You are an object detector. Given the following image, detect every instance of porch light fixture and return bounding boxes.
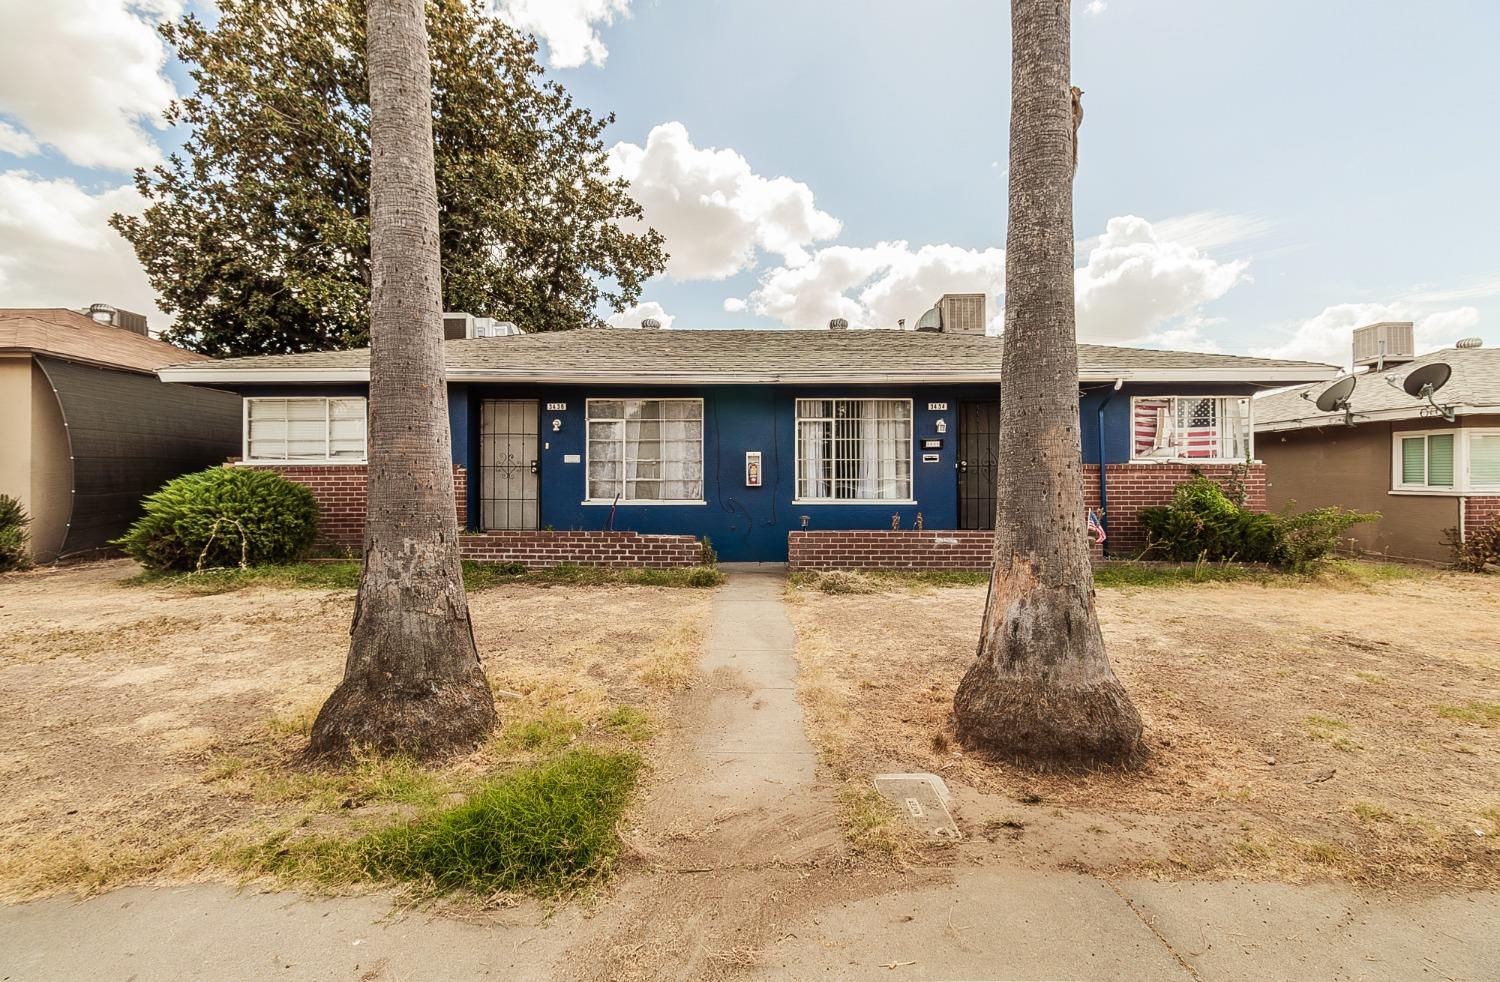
[552,418,563,432]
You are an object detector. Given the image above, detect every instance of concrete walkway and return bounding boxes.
[3,569,1497,981]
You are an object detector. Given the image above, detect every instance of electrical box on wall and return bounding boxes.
[745,451,763,487]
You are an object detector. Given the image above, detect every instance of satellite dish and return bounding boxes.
[1314,375,1357,413]
[1403,362,1456,422]
[1402,362,1451,397]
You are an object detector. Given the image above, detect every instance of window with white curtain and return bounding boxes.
[244,397,366,463]
[1130,396,1253,462]
[586,399,704,502]
[795,398,913,501]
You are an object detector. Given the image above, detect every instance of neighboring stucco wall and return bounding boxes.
[0,357,31,542]
[1259,421,1462,563]
[28,360,72,561]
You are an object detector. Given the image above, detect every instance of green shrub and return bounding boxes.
[1447,519,1500,572]
[1140,476,1376,571]
[116,467,319,571]
[0,494,31,572]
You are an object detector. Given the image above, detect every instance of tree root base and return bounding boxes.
[953,660,1145,771]
[305,672,497,765]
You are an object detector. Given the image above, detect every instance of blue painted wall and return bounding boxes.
[230,379,1265,561]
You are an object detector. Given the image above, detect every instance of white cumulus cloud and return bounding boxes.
[0,170,164,324]
[605,299,674,330]
[0,0,180,170]
[608,122,842,281]
[489,0,630,69]
[734,241,1004,331]
[1253,302,1482,368]
[1074,215,1250,344]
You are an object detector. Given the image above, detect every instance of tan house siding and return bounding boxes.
[29,360,72,561]
[1260,415,1500,563]
[0,357,32,536]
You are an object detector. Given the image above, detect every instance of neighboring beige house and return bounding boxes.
[1256,323,1500,563]
[0,306,241,562]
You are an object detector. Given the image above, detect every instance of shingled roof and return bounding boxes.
[158,328,1336,385]
[1255,345,1500,432]
[0,308,208,375]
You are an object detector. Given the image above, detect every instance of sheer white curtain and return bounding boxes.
[855,400,910,498]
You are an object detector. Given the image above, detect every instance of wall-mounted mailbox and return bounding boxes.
[921,438,943,450]
[921,452,941,464]
[745,450,763,487]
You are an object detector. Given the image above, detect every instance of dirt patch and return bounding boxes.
[785,569,1500,888]
[0,560,712,899]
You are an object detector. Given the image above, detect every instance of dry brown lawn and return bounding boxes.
[0,559,711,899]
[786,566,1500,888]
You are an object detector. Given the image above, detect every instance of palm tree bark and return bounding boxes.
[952,0,1142,767]
[307,0,495,761]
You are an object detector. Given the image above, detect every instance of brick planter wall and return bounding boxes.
[1084,462,1266,556]
[790,463,1267,570]
[1465,496,1500,534]
[459,531,702,568]
[255,463,466,553]
[788,530,998,571]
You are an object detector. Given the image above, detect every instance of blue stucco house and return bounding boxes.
[158,298,1335,564]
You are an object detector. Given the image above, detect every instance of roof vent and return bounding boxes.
[1456,337,1483,349]
[828,317,848,331]
[640,317,662,330]
[1352,321,1415,369]
[85,302,149,336]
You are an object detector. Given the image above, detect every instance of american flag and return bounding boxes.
[1087,509,1107,544]
[1134,398,1220,459]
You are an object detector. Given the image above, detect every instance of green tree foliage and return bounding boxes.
[0,495,31,572]
[116,467,320,571]
[1139,476,1378,571]
[111,0,666,357]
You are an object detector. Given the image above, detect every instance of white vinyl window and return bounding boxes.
[795,398,913,502]
[1131,396,1253,462]
[585,399,704,502]
[244,397,367,463]
[1392,429,1500,493]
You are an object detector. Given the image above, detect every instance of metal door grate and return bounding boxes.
[480,399,539,530]
[958,401,1000,530]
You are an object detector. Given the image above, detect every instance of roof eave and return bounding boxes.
[1256,403,1490,433]
[158,365,1340,386]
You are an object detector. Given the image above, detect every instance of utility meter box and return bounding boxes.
[745,451,763,487]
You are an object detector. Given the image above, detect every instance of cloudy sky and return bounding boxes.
[2,1,1497,366]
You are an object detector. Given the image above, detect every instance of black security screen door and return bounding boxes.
[480,399,539,530]
[958,400,1000,530]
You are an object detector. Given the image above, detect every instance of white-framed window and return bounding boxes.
[244,397,367,463]
[1392,429,1500,493]
[1131,396,1253,462]
[585,398,704,503]
[795,398,913,502]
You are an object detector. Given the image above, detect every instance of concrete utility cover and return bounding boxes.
[873,772,959,839]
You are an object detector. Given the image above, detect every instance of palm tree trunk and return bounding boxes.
[952,0,1142,767]
[307,0,495,762]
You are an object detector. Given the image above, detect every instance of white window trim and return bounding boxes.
[241,396,368,465]
[793,397,916,504]
[1128,395,1256,464]
[582,397,706,505]
[1391,428,1500,495]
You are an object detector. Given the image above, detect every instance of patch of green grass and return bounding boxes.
[250,753,450,811]
[1305,714,1349,730]
[1350,801,1394,823]
[250,749,642,896]
[499,708,585,753]
[127,560,723,595]
[601,706,653,742]
[1434,702,1500,727]
[1305,714,1363,752]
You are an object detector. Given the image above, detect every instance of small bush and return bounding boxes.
[0,494,32,571]
[116,467,319,572]
[1140,476,1376,571]
[1447,519,1500,572]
